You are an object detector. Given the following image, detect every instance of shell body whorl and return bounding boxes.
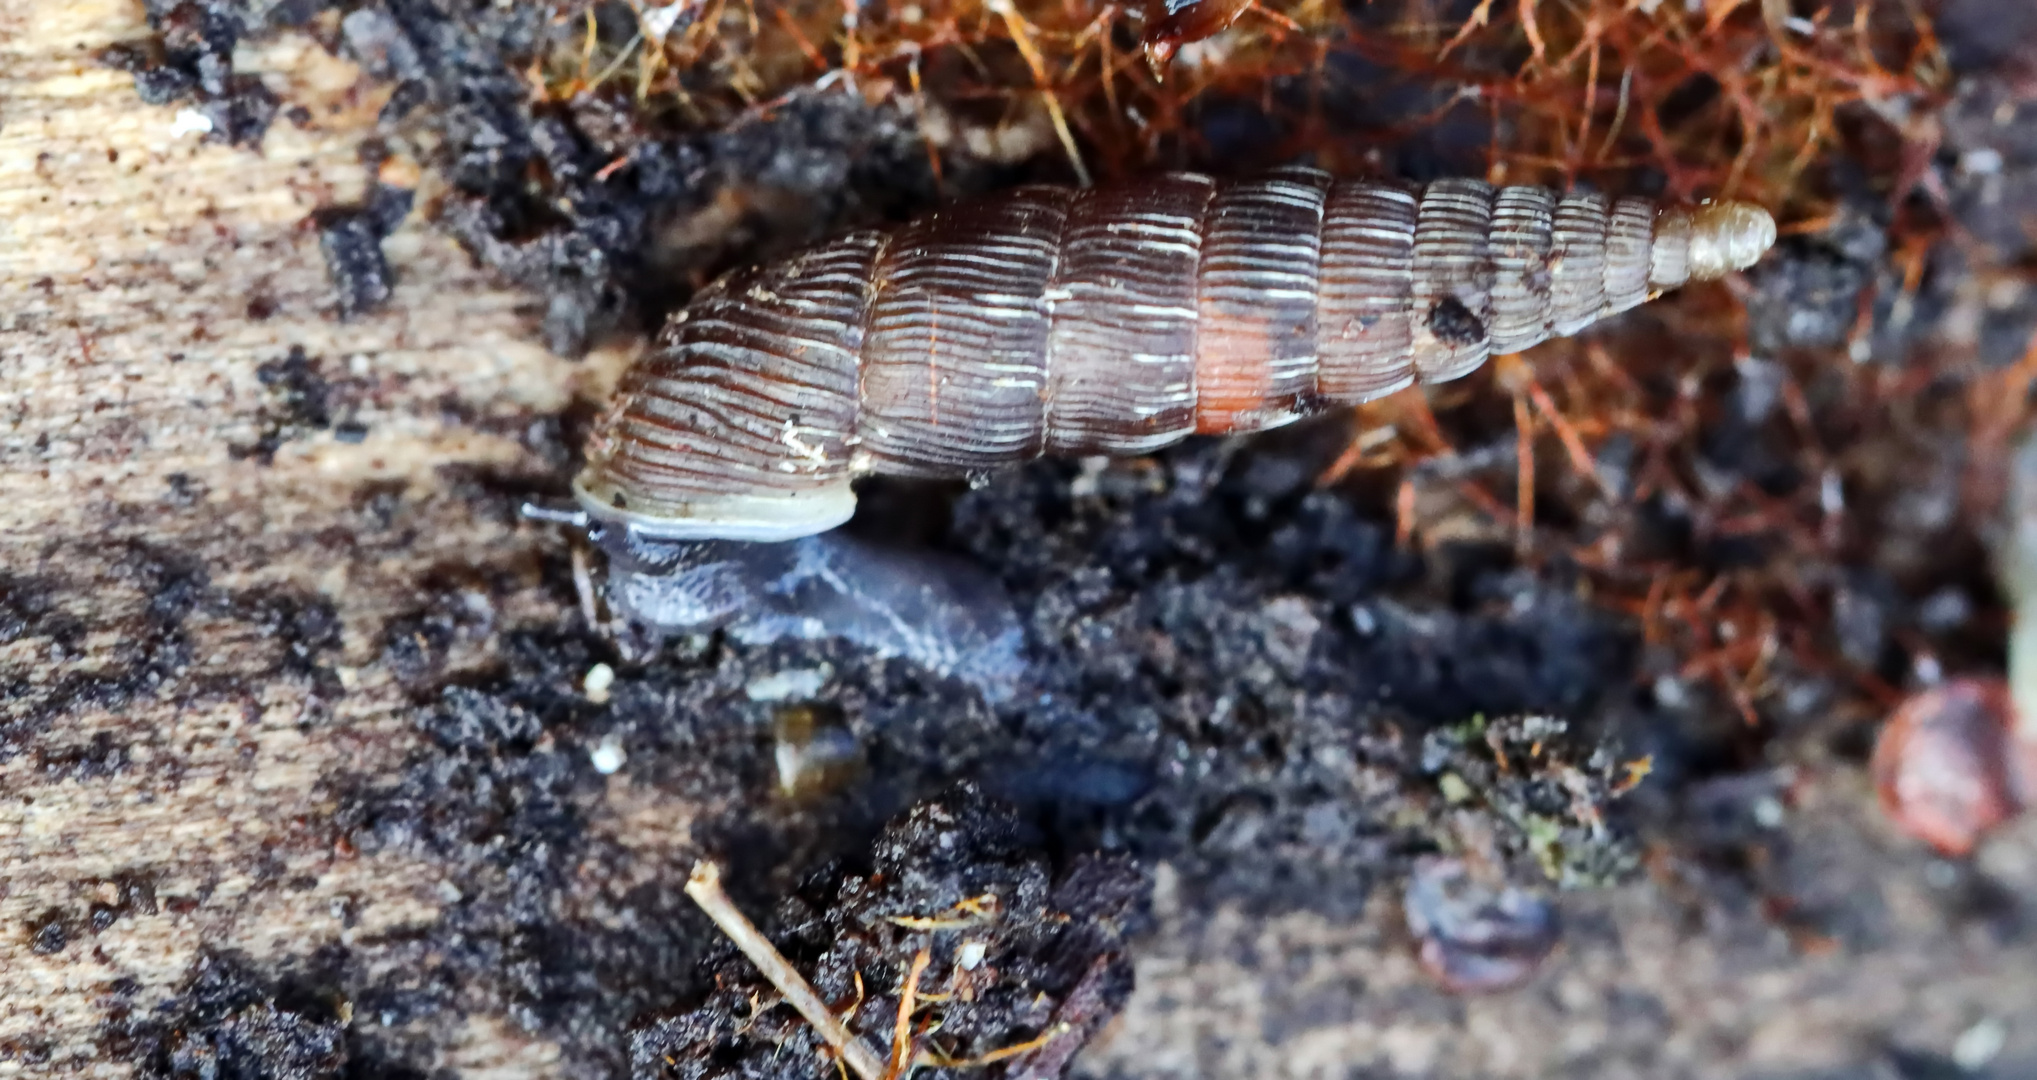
[576,169,1776,542]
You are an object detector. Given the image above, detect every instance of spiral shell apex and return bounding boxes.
[577,169,1777,542]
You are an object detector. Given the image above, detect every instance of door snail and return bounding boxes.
[568,167,1776,545]
[525,167,1773,687]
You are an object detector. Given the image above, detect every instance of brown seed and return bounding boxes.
[1870,677,2030,857]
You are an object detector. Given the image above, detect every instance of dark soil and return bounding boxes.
[310,426,1642,1076]
[1,542,342,764]
[103,951,420,1080]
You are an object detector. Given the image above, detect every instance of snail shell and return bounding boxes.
[577,168,1775,542]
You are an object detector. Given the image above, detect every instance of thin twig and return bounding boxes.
[884,948,932,1080]
[685,861,888,1080]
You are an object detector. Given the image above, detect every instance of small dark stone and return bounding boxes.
[339,8,420,80]
[378,79,428,126]
[1403,857,1560,994]
[255,347,331,430]
[200,77,279,147]
[165,472,204,506]
[28,910,70,955]
[132,65,197,105]
[97,40,154,73]
[312,208,395,318]
[367,185,415,234]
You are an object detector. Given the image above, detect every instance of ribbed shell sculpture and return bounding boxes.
[574,168,1777,542]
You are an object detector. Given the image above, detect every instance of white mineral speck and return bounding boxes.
[774,740,802,795]
[1952,1017,2007,1070]
[590,734,627,775]
[1961,147,2005,176]
[958,940,987,970]
[745,665,832,702]
[583,662,616,704]
[170,108,213,137]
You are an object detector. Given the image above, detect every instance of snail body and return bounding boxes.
[577,168,1775,542]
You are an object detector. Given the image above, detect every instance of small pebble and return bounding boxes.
[1960,146,2005,176]
[590,734,627,775]
[1403,857,1560,994]
[583,662,615,705]
[1871,677,2027,857]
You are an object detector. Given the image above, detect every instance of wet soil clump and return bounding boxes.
[108,952,351,1080]
[101,1,286,146]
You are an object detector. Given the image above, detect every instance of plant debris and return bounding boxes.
[632,784,1148,1080]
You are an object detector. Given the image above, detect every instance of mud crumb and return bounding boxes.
[311,186,414,319]
[0,1039,56,1067]
[88,876,159,934]
[1427,296,1487,347]
[234,347,331,463]
[110,952,349,1080]
[100,2,284,146]
[36,731,131,782]
[28,909,72,955]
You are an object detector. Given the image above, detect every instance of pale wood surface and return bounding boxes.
[5,2,2037,1077]
[1,1,597,1070]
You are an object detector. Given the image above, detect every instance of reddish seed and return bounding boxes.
[1870,677,2029,857]
[1403,857,1561,994]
